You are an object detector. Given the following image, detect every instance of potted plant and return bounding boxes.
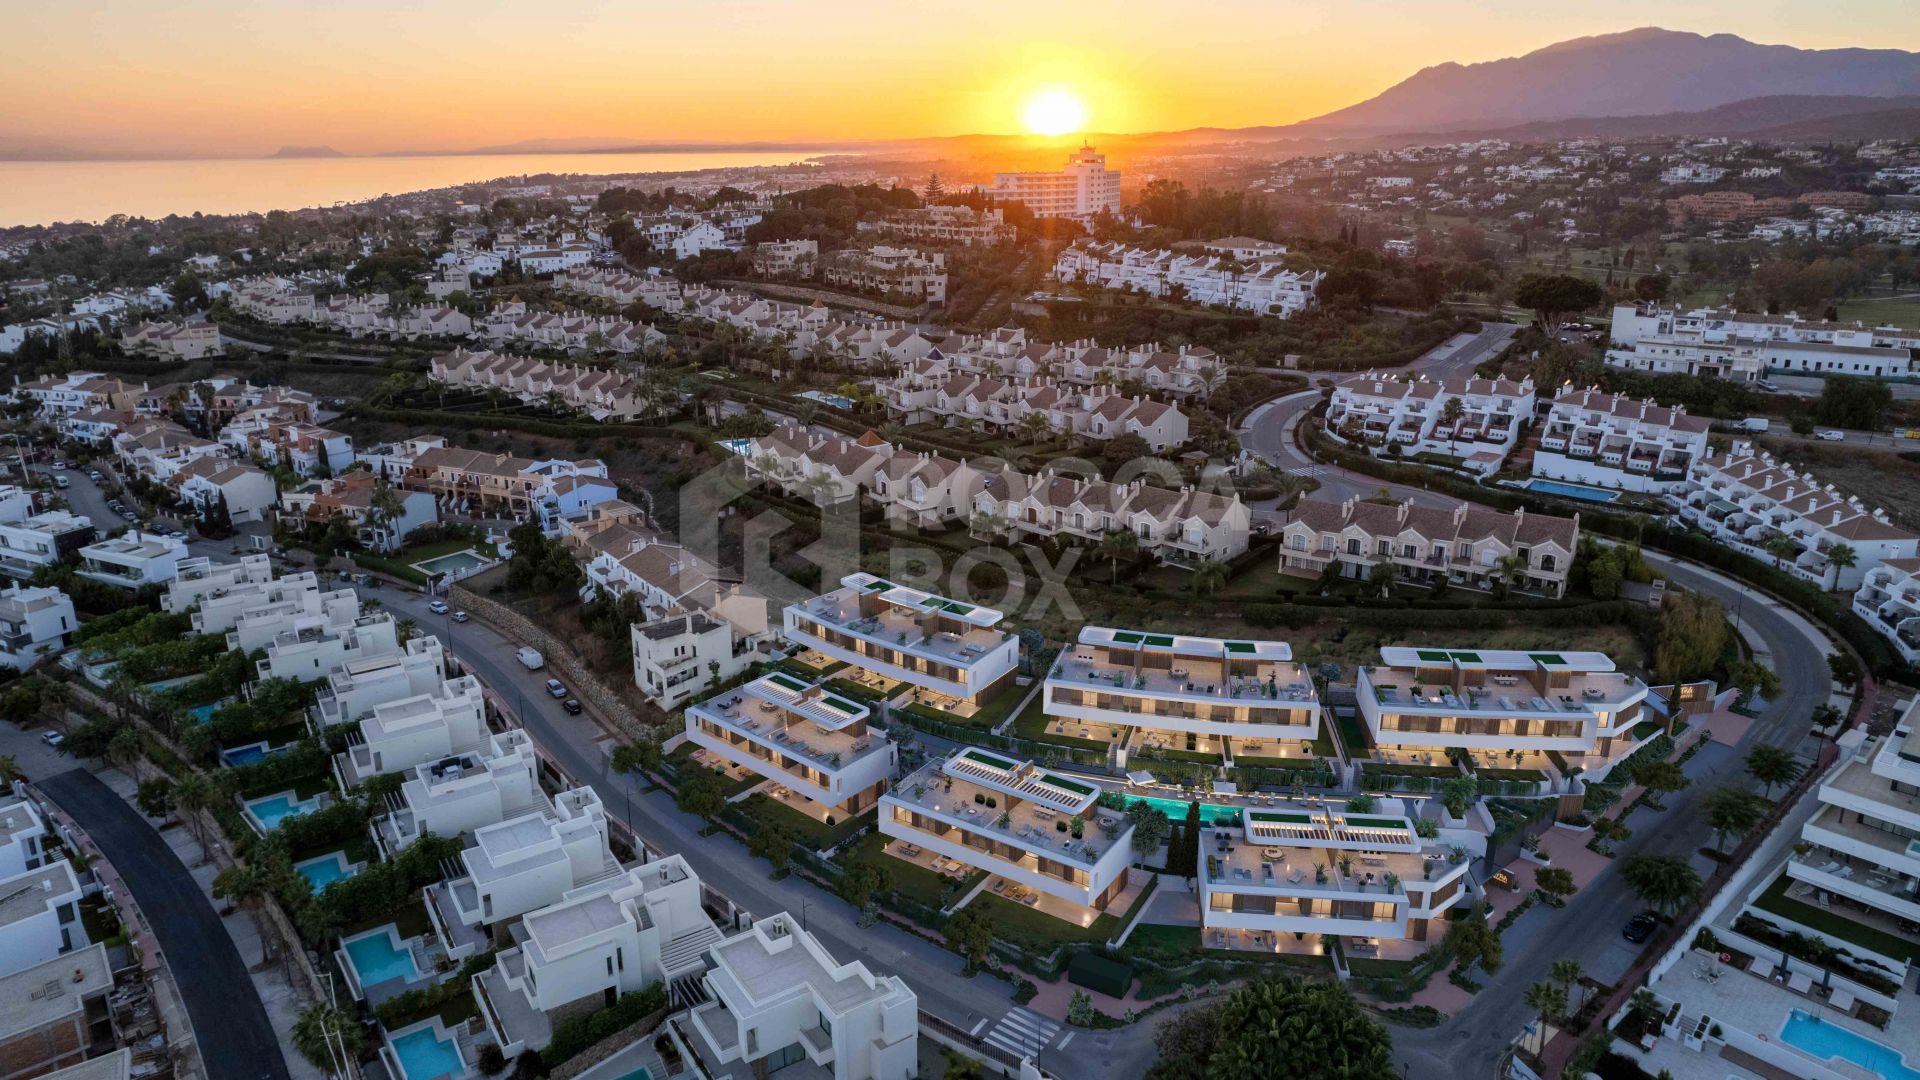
[1315,864,1328,885]
[1384,871,1400,893]
[1070,813,1085,839]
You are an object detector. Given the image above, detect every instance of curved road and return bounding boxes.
[1236,324,1838,1077]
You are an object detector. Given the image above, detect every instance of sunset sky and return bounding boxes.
[7,0,1920,158]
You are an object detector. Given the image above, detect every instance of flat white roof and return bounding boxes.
[1079,626,1292,662]
[938,750,1099,815]
[837,572,1004,628]
[737,673,869,730]
[1379,647,1616,672]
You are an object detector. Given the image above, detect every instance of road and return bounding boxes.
[37,768,290,1080]
[356,586,1055,1072]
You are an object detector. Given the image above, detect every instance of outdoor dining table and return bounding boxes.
[1261,847,1284,860]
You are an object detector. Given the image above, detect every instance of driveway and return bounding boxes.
[36,769,289,1080]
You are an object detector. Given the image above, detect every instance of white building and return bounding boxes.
[0,584,75,673]
[202,573,352,644]
[687,912,918,1080]
[782,574,1020,707]
[0,512,95,580]
[334,673,490,787]
[164,553,274,615]
[1198,798,1472,958]
[1356,647,1652,777]
[1327,372,1535,473]
[1532,387,1710,494]
[1854,559,1920,666]
[1608,302,1920,381]
[434,787,620,942]
[1052,241,1321,317]
[1044,628,1321,767]
[685,672,898,818]
[241,598,385,674]
[75,530,186,589]
[310,638,448,729]
[1279,497,1580,599]
[0,792,50,881]
[880,750,1135,923]
[634,611,757,711]
[373,729,544,853]
[0,860,87,975]
[990,145,1122,219]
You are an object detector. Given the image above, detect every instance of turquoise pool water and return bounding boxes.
[244,792,317,831]
[221,741,288,767]
[343,927,418,989]
[412,549,488,576]
[611,1069,652,1080]
[1523,479,1622,503]
[295,852,357,891]
[1780,1010,1920,1080]
[389,1025,464,1080]
[1132,795,1243,825]
[187,703,221,724]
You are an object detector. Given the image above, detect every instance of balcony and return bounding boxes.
[1787,850,1920,924]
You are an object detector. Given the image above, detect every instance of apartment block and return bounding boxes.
[1532,387,1710,494]
[990,145,1122,218]
[1609,302,1920,381]
[782,574,1019,706]
[1198,798,1471,957]
[1052,240,1321,317]
[819,246,947,304]
[0,944,113,1080]
[1356,647,1650,774]
[859,205,1013,247]
[473,857,721,1057]
[1279,496,1579,598]
[687,912,918,1080]
[1044,628,1321,766]
[880,750,1135,923]
[685,672,898,817]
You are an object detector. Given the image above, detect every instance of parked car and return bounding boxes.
[450,611,469,623]
[40,731,64,749]
[561,699,583,715]
[86,470,101,481]
[516,647,545,669]
[1815,429,1845,442]
[427,600,449,615]
[53,476,69,489]
[1622,911,1659,943]
[544,679,568,699]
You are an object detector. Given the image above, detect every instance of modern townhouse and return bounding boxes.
[1356,647,1651,776]
[1609,302,1920,380]
[0,792,49,882]
[0,860,87,974]
[1532,387,1711,494]
[334,673,491,787]
[10,373,138,418]
[1757,707,1920,985]
[1279,496,1579,598]
[277,470,438,553]
[1044,628,1321,766]
[0,944,113,1080]
[860,204,1014,246]
[1854,559,1920,665]
[783,573,1020,709]
[686,912,918,1080]
[75,531,185,589]
[473,857,720,1058]
[0,488,30,527]
[310,638,448,729]
[430,786,621,957]
[990,145,1122,218]
[685,672,899,819]
[0,584,74,673]
[1327,372,1536,474]
[165,552,274,614]
[1198,797,1472,957]
[0,512,96,580]
[219,410,354,477]
[1674,442,1918,590]
[117,320,221,360]
[255,611,399,684]
[168,456,277,524]
[221,580,362,653]
[373,728,544,854]
[818,246,948,304]
[880,750,1136,924]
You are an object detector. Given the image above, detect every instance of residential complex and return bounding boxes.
[782,574,1019,708]
[880,750,1136,923]
[1044,628,1321,766]
[990,145,1122,218]
[1326,372,1535,474]
[1052,240,1322,317]
[334,673,490,786]
[684,672,898,818]
[819,246,948,304]
[858,205,1013,246]
[1356,647,1651,775]
[1531,387,1710,494]
[1609,301,1920,381]
[1279,496,1580,598]
[1854,558,1920,665]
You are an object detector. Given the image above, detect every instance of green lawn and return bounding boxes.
[840,833,958,909]
[1368,763,1460,779]
[1012,692,1112,751]
[899,681,1027,731]
[779,656,848,679]
[1839,297,1920,331]
[1335,712,1372,757]
[1345,956,1418,978]
[1753,874,1920,963]
[823,677,888,703]
[736,793,872,851]
[965,889,1121,950]
[354,537,498,586]
[1118,923,1333,973]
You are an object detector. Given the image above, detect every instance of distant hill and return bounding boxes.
[1385,94,1920,144]
[1295,28,1920,135]
[268,145,347,158]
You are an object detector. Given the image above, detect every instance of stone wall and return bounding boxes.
[448,584,663,745]
[547,1010,667,1080]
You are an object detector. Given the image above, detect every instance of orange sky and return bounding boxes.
[5,1,1918,158]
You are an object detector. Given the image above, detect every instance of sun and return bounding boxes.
[1021,89,1088,136]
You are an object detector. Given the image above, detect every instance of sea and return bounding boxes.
[0,150,837,227]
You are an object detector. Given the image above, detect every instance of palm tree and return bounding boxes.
[968,510,1000,542]
[1438,395,1465,456]
[1702,786,1766,853]
[1522,981,1567,1050]
[106,728,145,780]
[171,772,217,846]
[1189,558,1229,597]
[1825,543,1857,591]
[292,1001,366,1076]
[1095,529,1139,583]
[365,480,407,552]
[1620,854,1703,917]
[1492,553,1528,599]
[212,861,273,965]
[35,680,72,725]
[1015,412,1051,445]
[1550,957,1585,1014]
[1764,532,1799,569]
[1745,744,1801,798]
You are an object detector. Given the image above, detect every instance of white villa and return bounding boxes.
[684,672,898,819]
[334,674,491,787]
[782,574,1020,709]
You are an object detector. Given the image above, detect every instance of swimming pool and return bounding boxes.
[295,852,359,892]
[1131,795,1243,826]
[221,741,289,768]
[412,549,490,577]
[387,1022,466,1080]
[1523,479,1622,503]
[341,926,420,992]
[243,791,319,833]
[1780,1010,1920,1080]
[187,703,222,724]
[719,437,754,456]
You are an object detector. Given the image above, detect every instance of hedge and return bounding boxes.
[540,984,669,1070]
[1067,951,1133,998]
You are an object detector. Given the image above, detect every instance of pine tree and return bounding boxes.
[925,174,945,201]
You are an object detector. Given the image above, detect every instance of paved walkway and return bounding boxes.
[37,768,290,1080]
